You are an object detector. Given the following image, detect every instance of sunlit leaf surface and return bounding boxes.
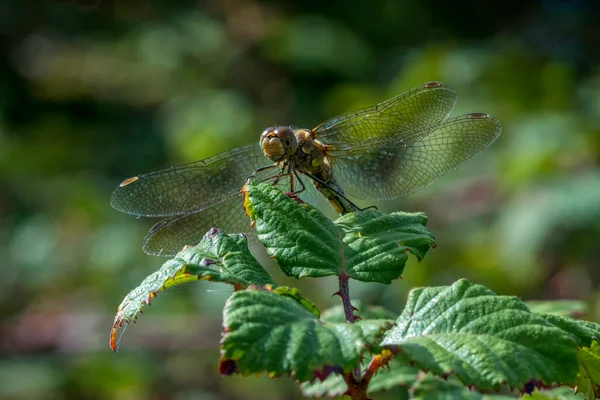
[220,288,393,382]
[243,180,435,283]
[381,279,581,390]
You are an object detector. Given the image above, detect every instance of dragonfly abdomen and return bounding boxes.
[314,178,359,214]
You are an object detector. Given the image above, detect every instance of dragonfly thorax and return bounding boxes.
[260,126,298,162]
[292,129,330,176]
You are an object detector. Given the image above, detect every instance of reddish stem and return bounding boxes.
[343,352,393,400]
[363,351,392,383]
[343,372,371,400]
[338,272,357,323]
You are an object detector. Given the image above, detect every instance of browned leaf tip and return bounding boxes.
[219,358,238,376]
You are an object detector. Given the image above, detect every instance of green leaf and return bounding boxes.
[535,314,600,348]
[181,228,275,287]
[381,279,579,391]
[299,357,420,397]
[299,373,347,398]
[110,229,275,351]
[367,358,420,393]
[271,286,321,318]
[320,301,397,323]
[575,341,600,398]
[523,387,584,399]
[410,374,516,400]
[220,288,393,382]
[576,362,595,400]
[526,300,587,317]
[335,209,433,264]
[243,179,344,279]
[243,180,435,283]
[533,314,600,398]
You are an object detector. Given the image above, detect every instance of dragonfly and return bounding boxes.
[111,81,502,256]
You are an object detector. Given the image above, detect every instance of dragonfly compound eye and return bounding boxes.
[260,126,298,162]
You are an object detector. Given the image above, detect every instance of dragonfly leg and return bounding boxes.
[285,164,307,195]
[291,169,306,195]
[302,172,377,212]
[275,163,292,186]
[360,204,378,211]
[248,164,277,180]
[286,164,295,192]
[258,163,288,186]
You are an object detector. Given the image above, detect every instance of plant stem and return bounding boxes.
[337,272,357,323]
[337,271,365,399]
[337,274,391,399]
[343,371,371,400]
[363,350,392,383]
[343,350,393,399]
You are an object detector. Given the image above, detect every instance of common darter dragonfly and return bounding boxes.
[111,81,502,256]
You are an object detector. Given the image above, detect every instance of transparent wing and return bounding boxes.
[141,171,320,256]
[142,196,251,256]
[110,142,269,217]
[328,113,502,200]
[314,81,457,146]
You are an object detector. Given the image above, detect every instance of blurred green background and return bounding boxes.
[1,0,600,399]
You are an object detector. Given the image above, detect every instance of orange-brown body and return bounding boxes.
[260,126,357,214]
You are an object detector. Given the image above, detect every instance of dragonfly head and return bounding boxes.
[260,126,298,162]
